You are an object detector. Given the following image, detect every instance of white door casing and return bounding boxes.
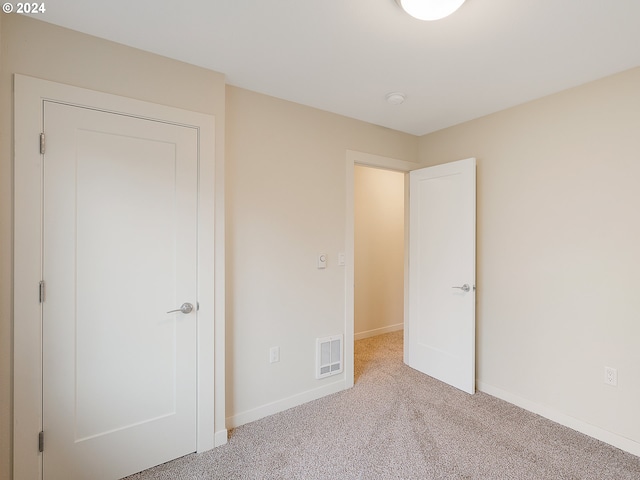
[407,158,476,394]
[13,75,223,480]
[42,101,197,479]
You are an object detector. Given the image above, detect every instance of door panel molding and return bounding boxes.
[13,74,223,480]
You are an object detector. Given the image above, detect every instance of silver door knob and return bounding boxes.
[452,284,471,292]
[167,302,194,314]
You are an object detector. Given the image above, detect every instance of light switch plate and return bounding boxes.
[317,253,327,269]
[270,346,280,363]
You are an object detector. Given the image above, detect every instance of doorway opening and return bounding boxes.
[345,150,476,394]
[353,165,405,380]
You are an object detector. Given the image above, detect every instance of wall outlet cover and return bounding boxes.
[604,366,617,386]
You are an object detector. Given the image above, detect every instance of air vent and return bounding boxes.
[316,335,343,379]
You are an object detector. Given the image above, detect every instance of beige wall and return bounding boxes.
[420,67,640,449]
[354,166,404,338]
[0,14,226,478]
[225,86,417,423]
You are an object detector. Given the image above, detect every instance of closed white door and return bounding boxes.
[407,158,476,394]
[42,101,198,479]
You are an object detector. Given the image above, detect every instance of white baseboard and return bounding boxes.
[226,378,348,429]
[354,323,403,341]
[477,381,640,457]
[214,429,228,447]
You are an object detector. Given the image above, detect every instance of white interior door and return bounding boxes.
[406,158,476,394]
[42,101,198,479]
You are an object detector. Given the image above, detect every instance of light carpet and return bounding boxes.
[126,331,640,479]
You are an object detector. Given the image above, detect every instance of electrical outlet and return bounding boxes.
[604,366,617,386]
[269,346,280,364]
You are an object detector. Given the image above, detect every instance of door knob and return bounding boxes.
[167,302,194,314]
[452,284,471,293]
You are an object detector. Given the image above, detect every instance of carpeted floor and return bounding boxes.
[126,331,640,479]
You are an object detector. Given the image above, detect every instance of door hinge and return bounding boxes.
[39,280,45,303]
[38,431,44,453]
[40,133,45,154]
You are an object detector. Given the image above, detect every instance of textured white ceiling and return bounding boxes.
[30,0,640,135]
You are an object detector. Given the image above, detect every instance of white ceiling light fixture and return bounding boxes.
[395,0,466,21]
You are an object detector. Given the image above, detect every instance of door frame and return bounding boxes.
[344,150,415,387]
[13,75,225,480]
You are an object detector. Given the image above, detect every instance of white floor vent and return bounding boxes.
[316,335,343,379]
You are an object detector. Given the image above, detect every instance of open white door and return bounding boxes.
[406,158,476,394]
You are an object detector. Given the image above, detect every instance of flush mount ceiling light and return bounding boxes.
[395,0,466,21]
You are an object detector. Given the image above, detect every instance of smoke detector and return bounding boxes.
[386,92,406,105]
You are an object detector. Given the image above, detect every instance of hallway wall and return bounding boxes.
[354,166,404,339]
